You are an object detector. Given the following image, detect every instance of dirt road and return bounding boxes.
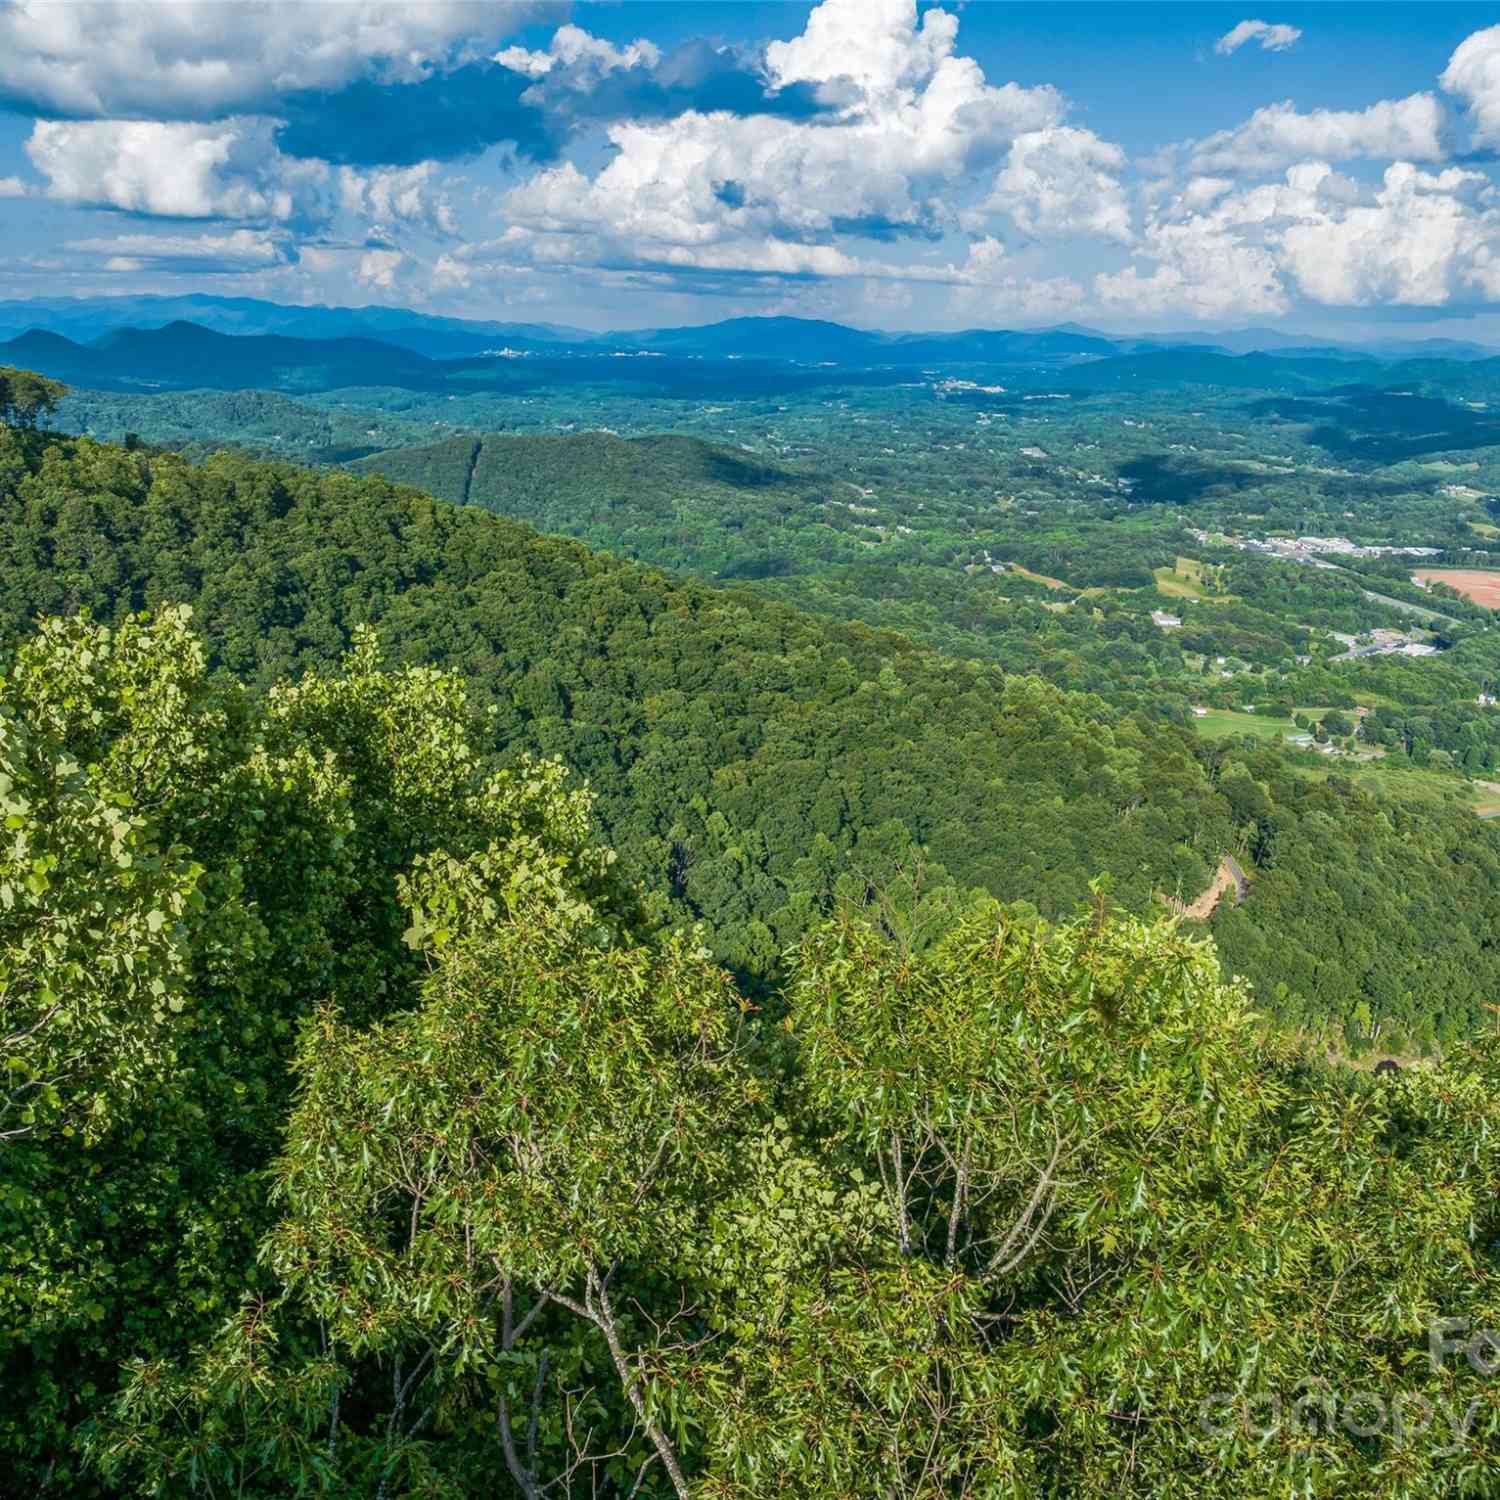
[1166,855,1248,921]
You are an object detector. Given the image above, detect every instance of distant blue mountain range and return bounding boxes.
[3,292,1493,364]
[2,296,1497,399]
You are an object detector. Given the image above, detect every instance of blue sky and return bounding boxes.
[4,2,1500,335]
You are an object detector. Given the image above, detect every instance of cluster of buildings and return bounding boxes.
[1330,628,1440,661]
[933,378,1006,395]
[1188,528,1442,566]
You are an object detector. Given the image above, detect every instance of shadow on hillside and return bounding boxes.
[1246,389,1500,461]
[1117,454,1263,505]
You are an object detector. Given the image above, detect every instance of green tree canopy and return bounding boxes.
[0,366,66,430]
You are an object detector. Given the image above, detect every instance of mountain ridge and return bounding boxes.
[10,315,1496,403]
[4,292,1493,365]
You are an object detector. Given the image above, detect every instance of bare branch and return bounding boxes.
[527,1352,550,1478]
[945,1135,971,1267]
[890,1131,912,1256]
[985,1131,1065,1281]
[587,1264,692,1500]
[625,1455,658,1499]
[498,1392,543,1500]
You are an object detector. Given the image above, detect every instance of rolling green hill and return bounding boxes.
[353,429,828,576]
[3,419,1499,1051]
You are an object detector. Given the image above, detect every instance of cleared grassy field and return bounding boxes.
[1192,713,1499,814]
[1192,706,1347,738]
[1010,563,1070,590]
[1153,566,1205,601]
[1192,709,1293,740]
[1154,556,1232,603]
[1296,758,1500,817]
[1354,584,1458,624]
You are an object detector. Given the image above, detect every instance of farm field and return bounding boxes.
[1193,710,1500,816]
[1191,706,1358,741]
[1192,709,1294,740]
[1412,567,1500,608]
[1153,565,1205,601]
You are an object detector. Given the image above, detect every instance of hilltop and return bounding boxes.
[353,429,828,577]
[10,596,1500,1500]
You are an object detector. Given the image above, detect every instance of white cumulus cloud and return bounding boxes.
[25,117,332,222]
[1102,157,1500,318]
[0,0,554,119]
[1180,176,1234,211]
[337,162,456,235]
[356,248,406,290]
[950,236,1086,318]
[495,24,660,83]
[501,0,1073,284]
[1276,162,1499,306]
[1096,219,1288,320]
[766,0,961,97]
[1215,20,1302,56]
[1442,25,1500,149]
[24,117,459,242]
[985,126,1132,243]
[1189,94,1447,173]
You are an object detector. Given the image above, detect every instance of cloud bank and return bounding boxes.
[3,0,1500,328]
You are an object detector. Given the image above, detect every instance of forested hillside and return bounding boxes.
[5,603,1500,1499]
[353,430,825,580]
[1,420,1498,1055]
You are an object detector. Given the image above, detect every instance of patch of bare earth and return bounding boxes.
[1413,569,1500,608]
[1164,855,1249,922]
